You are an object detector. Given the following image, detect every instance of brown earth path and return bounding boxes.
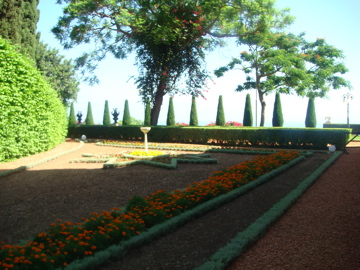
[228,143,360,270]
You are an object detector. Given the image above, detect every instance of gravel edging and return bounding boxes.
[195,151,342,270]
[0,141,83,178]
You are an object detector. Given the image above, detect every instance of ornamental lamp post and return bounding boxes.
[342,93,353,128]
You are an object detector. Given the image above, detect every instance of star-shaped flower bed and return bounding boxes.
[69,152,218,170]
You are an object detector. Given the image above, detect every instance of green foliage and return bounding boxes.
[216,95,225,126]
[53,0,287,125]
[189,96,198,126]
[103,100,111,126]
[243,93,253,127]
[272,93,284,127]
[0,37,67,162]
[166,97,175,126]
[305,98,317,128]
[85,101,94,125]
[144,99,151,126]
[122,99,131,125]
[118,117,143,126]
[0,0,39,60]
[215,29,350,126]
[35,42,80,106]
[68,102,76,126]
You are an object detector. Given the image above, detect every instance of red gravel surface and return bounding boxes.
[228,144,360,270]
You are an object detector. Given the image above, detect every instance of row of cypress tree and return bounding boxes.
[69,100,132,126]
[69,94,317,128]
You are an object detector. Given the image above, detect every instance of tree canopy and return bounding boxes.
[52,0,289,125]
[35,41,80,106]
[215,30,350,126]
[0,0,39,60]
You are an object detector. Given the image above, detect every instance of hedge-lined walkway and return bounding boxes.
[228,143,360,270]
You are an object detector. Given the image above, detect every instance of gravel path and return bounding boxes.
[228,145,360,270]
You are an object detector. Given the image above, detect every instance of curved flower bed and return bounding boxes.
[0,150,299,270]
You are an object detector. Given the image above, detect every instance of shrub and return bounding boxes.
[305,98,317,128]
[243,93,253,127]
[216,95,225,126]
[144,99,151,126]
[68,102,76,126]
[103,100,111,126]
[272,93,284,127]
[85,101,95,125]
[166,97,175,126]
[122,99,131,125]
[189,96,198,126]
[0,37,67,162]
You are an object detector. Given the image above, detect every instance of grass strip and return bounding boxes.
[195,151,342,270]
[61,154,306,270]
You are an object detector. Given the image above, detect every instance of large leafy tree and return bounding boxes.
[52,0,287,125]
[215,31,350,126]
[35,42,80,106]
[0,0,39,60]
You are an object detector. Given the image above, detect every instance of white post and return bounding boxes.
[144,133,148,152]
[140,127,151,153]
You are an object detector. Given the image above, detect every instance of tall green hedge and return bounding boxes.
[216,95,225,126]
[166,97,175,126]
[190,96,198,126]
[0,37,67,162]
[103,100,111,126]
[123,99,131,125]
[305,98,317,128]
[243,94,253,127]
[68,102,76,126]
[144,99,151,126]
[85,101,94,125]
[272,93,284,127]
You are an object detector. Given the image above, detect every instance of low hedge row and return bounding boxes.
[68,126,351,150]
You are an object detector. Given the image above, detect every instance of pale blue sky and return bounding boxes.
[37,0,360,127]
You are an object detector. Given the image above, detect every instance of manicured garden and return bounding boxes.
[0,143,307,270]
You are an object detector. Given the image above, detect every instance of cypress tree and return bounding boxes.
[68,102,76,126]
[85,101,94,125]
[166,97,175,126]
[243,93,253,127]
[122,99,131,125]
[272,93,284,127]
[305,98,317,128]
[144,99,151,125]
[0,0,39,60]
[216,95,225,126]
[189,96,198,126]
[103,100,111,125]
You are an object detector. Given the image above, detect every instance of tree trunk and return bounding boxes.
[150,81,166,126]
[258,90,266,127]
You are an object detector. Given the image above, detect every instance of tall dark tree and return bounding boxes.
[243,93,253,127]
[144,99,151,126]
[0,0,39,60]
[52,0,286,125]
[122,100,131,125]
[272,93,284,127]
[85,102,94,125]
[189,96,198,127]
[216,95,225,126]
[68,102,76,126]
[103,100,111,126]
[166,97,175,126]
[35,42,80,106]
[305,98,317,128]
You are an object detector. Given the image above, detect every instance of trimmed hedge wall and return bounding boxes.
[323,123,360,135]
[0,38,67,162]
[68,126,351,150]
